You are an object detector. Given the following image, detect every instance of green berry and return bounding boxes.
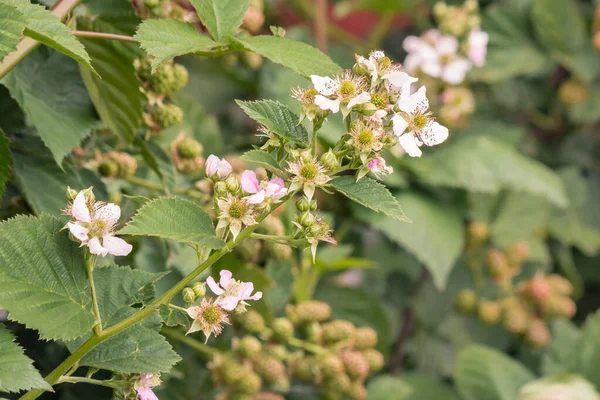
[272,318,294,341]
[362,349,384,373]
[237,310,265,333]
[237,372,262,394]
[455,289,478,314]
[322,320,355,344]
[477,300,502,325]
[98,160,119,178]
[152,103,183,130]
[340,351,369,380]
[347,383,368,400]
[149,64,174,94]
[318,354,344,378]
[292,355,320,383]
[171,64,189,92]
[354,327,378,350]
[253,356,286,384]
[293,301,332,325]
[238,336,262,359]
[322,372,351,394]
[178,137,203,159]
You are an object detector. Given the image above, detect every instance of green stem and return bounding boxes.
[71,30,138,43]
[86,254,102,335]
[56,376,123,389]
[162,328,218,359]
[168,303,188,313]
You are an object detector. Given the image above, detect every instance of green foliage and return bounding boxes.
[135,19,216,71]
[236,100,309,146]
[120,197,225,249]
[367,374,461,400]
[233,35,342,78]
[0,214,95,340]
[240,150,284,176]
[2,47,97,166]
[331,176,409,222]
[158,304,190,328]
[189,0,249,42]
[0,326,51,393]
[0,129,11,201]
[366,375,414,400]
[0,4,26,62]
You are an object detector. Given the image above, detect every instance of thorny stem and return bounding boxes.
[20,193,296,400]
[86,254,102,335]
[71,30,138,43]
[162,328,218,359]
[0,0,82,80]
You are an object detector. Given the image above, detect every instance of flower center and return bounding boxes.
[378,57,392,69]
[357,129,374,146]
[202,305,222,324]
[339,80,356,96]
[229,200,247,219]
[300,163,318,180]
[370,92,388,109]
[305,88,318,102]
[89,219,108,237]
[413,114,428,130]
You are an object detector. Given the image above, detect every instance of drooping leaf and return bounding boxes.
[236,100,309,146]
[0,4,26,63]
[135,19,216,71]
[0,214,95,340]
[0,326,52,393]
[119,197,225,249]
[233,35,342,78]
[240,150,285,176]
[2,0,95,73]
[355,192,464,290]
[455,345,535,400]
[158,304,190,328]
[2,47,97,166]
[331,176,409,222]
[0,129,12,201]
[189,0,249,42]
[82,0,142,35]
[366,375,414,400]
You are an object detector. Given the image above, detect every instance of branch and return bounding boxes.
[71,30,138,43]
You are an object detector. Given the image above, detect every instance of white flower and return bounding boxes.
[205,155,232,179]
[519,374,600,400]
[468,28,489,67]
[311,72,371,114]
[206,269,263,311]
[392,86,449,157]
[185,298,231,342]
[287,158,331,199]
[216,195,257,239]
[65,191,132,257]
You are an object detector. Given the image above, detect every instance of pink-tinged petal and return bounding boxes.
[246,191,266,205]
[421,60,442,78]
[239,282,255,298]
[218,296,240,311]
[382,71,418,89]
[436,35,459,55]
[269,177,285,190]
[392,114,409,137]
[71,191,91,223]
[206,276,225,295]
[468,29,488,67]
[347,91,371,109]
[314,95,340,113]
[249,291,262,301]
[216,159,232,179]
[205,154,219,176]
[403,35,423,53]
[136,387,158,400]
[442,58,471,85]
[241,170,260,193]
[399,133,423,157]
[96,203,121,228]
[423,29,442,43]
[102,235,133,257]
[67,223,89,242]
[87,237,108,256]
[403,54,422,74]
[186,306,202,319]
[310,75,338,96]
[219,269,233,287]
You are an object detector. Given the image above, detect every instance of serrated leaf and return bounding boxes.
[407,136,568,207]
[120,197,224,249]
[455,345,535,400]
[0,4,26,63]
[0,326,52,393]
[354,192,464,290]
[158,304,190,328]
[0,214,95,340]
[331,176,409,222]
[240,150,284,176]
[3,0,95,73]
[236,100,309,146]
[0,129,12,201]
[2,47,97,166]
[233,35,342,78]
[81,0,141,35]
[135,19,216,71]
[189,0,249,42]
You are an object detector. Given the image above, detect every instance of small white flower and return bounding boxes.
[519,374,600,400]
[185,298,231,342]
[311,72,370,114]
[216,195,257,239]
[468,28,489,67]
[206,269,263,311]
[287,158,331,199]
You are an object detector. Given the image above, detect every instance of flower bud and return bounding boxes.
[254,356,286,384]
[362,349,384,373]
[214,181,228,197]
[320,150,338,171]
[237,372,262,394]
[467,221,489,246]
[454,289,478,314]
[502,307,529,335]
[356,102,378,116]
[293,301,332,324]
[182,287,196,304]
[544,295,576,319]
[340,351,369,380]
[520,276,553,303]
[192,282,206,298]
[352,61,370,77]
[323,320,355,344]
[354,327,378,350]
[152,103,183,130]
[558,79,589,105]
[171,64,189,93]
[318,354,344,378]
[177,137,203,159]
[547,274,573,296]
[477,300,501,325]
[348,383,368,400]
[507,241,529,266]
[272,318,294,341]
[82,187,95,203]
[98,159,119,178]
[226,176,241,193]
[66,187,78,201]
[525,319,551,349]
[296,197,311,212]
[298,211,316,228]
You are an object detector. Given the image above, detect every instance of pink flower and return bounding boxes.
[468,29,488,67]
[135,373,161,400]
[65,190,132,257]
[241,170,288,204]
[368,157,393,178]
[207,270,263,311]
[205,155,232,179]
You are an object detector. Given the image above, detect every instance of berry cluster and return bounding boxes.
[95,151,138,179]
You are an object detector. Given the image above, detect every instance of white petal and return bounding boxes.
[421,60,442,78]
[310,75,338,96]
[246,191,266,205]
[403,35,423,53]
[219,296,240,311]
[382,71,418,89]
[67,222,89,242]
[87,237,108,256]
[403,54,422,74]
[468,29,489,67]
[186,306,202,319]
[420,121,449,146]
[240,282,255,298]
[219,269,233,287]
[392,114,409,137]
[102,235,132,256]
[71,191,91,223]
[399,133,423,157]
[314,95,340,113]
[249,291,262,301]
[95,203,121,228]
[303,184,315,200]
[347,91,371,109]
[436,35,459,55]
[207,276,225,295]
[442,58,472,85]
[396,86,428,114]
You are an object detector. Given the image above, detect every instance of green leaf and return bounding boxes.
[542,319,583,376]
[78,18,144,143]
[2,47,97,166]
[407,136,568,208]
[455,345,535,400]
[331,176,409,222]
[233,35,342,78]
[401,374,462,400]
[355,192,464,290]
[120,197,225,249]
[135,19,216,71]
[158,304,190,328]
[0,129,12,201]
[81,0,141,35]
[366,375,414,400]
[72,265,181,373]
[189,0,249,42]
[3,0,95,73]
[0,214,95,340]
[0,326,52,393]
[0,4,26,63]
[236,100,309,146]
[240,150,285,176]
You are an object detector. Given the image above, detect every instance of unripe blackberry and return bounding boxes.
[362,349,384,373]
[263,344,288,361]
[171,64,189,92]
[544,295,576,319]
[272,318,294,341]
[347,383,368,400]
[114,152,138,178]
[253,356,286,384]
[546,274,573,296]
[318,354,344,378]
[520,276,553,303]
[134,57,153,81]
[455,289,478,314]
[257,215,285,236]
[477,300,501,325]
[220,359,246,384]
[502,308,529,335]
[182,287,196,304]
[238,310,266,333]
[293,301,332,324]
[340,351,369,380]
[237,372,262,394]
[265,242,292,261]
[177,137,203,159]
[253,393,285,400]
[143,0,160,7]
[507,241,529,266]
[98,160,119,178]
[354,327,378,349]
[235,238,262,263]
[323,320,355,344]
[152,103,183,130]
[168,4,186,21]
[292,355,320,383]
[467,221,489,245]
[303,321,323,344]
[558,79,589,105]
[322,372,351,394]
[525,319,551,349]
[486,249,508,278]
[149,64,174,94]
[192,282,206,298]
[243,52,264,69]
[238,336,262,359]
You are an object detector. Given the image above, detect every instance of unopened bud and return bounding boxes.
[477,300,501,325]
[66,187,78,201]
[486,249,508,278]
[323,320,355,344]
[558,79,589,105]
[362,349,384,373]
[298,211,316,228]
[214,181,228,197]
[357,102,378,116]
[182,287,196,304]
[82,187,95,203]
[352,61,370,76]
[254,356,286,384]
[507,241,529,266]
[525,319,551,349]
[354,327,378,349]
[502,308,529,335]
[225,176,241,193]
[520,276,553,303]
[272,318,294,341]
[192,282,206,298]
[455,289,478,314]
[296,197,311,212]
[293,301,332,324]
[544,295,576,319]
[320,150,338,171]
